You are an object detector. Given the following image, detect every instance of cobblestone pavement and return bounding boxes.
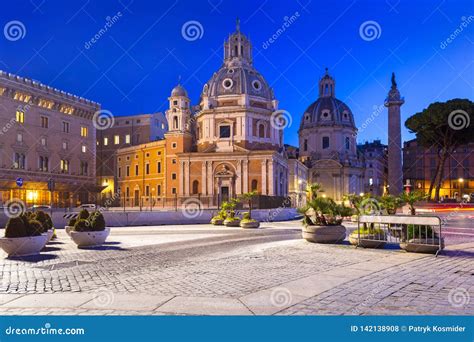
[0,221,473,315]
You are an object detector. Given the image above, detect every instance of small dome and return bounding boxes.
[171,84,188,97]
[300,97,356,130]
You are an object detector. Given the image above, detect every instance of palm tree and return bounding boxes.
[399,191,427,215]
[305,182,323,201]
[239,191,258,219]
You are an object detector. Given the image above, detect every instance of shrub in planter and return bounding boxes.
[0,216,48,256]
[5,217,28,238]
[33,211,54,241]
[78,209,90,220]
[211,210,226,225]
[299,197,347,243]
[65,218,77,236]
[400,224,441,254]
[70,211,110,248]
[240,212,260,229]
[349,227,386,248]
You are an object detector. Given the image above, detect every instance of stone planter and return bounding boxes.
[65,226,74,236]
[210,217,224,225]
[70,227,110,248]
[0,234,48,257]
[302,225,346,243]
[223,219,241,227]
[349,233,386,248]
[400,238,441,254]
[240,220,260,229]
[46,229,54,242]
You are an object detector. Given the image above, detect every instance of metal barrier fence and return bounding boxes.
[356,215,443,256]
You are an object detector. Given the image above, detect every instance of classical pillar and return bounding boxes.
[236,160,242,194]
[184,160,190,196]
[201,161,207,195]
[268,160,274,196]
[384,73,404,195]
[261,160,267,195]
[207,162,213,195]
[243,160,249,193]
[179,161,184,196]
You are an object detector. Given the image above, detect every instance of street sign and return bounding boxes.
[16,177,23,187]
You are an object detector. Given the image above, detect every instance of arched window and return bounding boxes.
[304,139,308,151]
[173,116,178,129]
[345,137,350,150]
[251,179,258,191]
[258,123,265,138]
[192,180,199,194]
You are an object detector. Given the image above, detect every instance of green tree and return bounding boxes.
[399,191,427,215]
[239,191,258,219]
[405,99,474,201]
[305,182,323,201]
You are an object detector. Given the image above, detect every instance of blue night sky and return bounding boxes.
[1,0,472,147]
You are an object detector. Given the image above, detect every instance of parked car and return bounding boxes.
[29,205,51,212]
[77,204,99,210]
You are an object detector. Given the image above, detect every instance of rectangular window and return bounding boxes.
[146,163,150,175]
[80,161,88,175]
[14,153,26,169]
[40,137,46,146]
[114,135,120,144]
[172,187,176,194]
[172,173,177,180]
[172,159,177,164]
[62,121,70,133]
[135,164,139,176]
[118,167,122,178]
[219,125,231,138]
[60,159,69,173]
[41,116,49,128]
[16,133,23,142]
[157,162,161,173]
[126,166,130,177]
[39,156,48,171]
[104,137,108,146]
[81,145,87,153]
[62,141,68,150]
[322,136,330,149]
[145,185,150,196]
[157,185,161,195]
[81,126,88,137]
[172,142,177,149]
[16,110,24,124]
[125,134,130,144]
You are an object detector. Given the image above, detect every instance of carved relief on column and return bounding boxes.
[201,161,207,196]
[236,160,242,195]
[261,159,267,195]
[243,160,249,193]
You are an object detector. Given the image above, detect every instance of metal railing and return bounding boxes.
[356,215,443,256]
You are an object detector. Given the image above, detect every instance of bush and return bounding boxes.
[45,214,53,230]
[68,218,77,226]
[33,211,49,233]
[26,219,44,236]
[5,217,27,238]
[73,219,90,232]
[89,212,106,231]
[78,209,90,220]
[242,212,250,220]
[407,224,436,240]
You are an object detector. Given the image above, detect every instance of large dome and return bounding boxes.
[203,65,273,100]
[299,69,356,130]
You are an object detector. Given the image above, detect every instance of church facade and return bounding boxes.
[116,23,288,206]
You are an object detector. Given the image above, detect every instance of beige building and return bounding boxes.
[96,112,167,200]
[298,69,364,201]
[0,70,101,207]
[358,140,388,196]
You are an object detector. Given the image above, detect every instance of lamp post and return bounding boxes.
[458,178,464,202]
